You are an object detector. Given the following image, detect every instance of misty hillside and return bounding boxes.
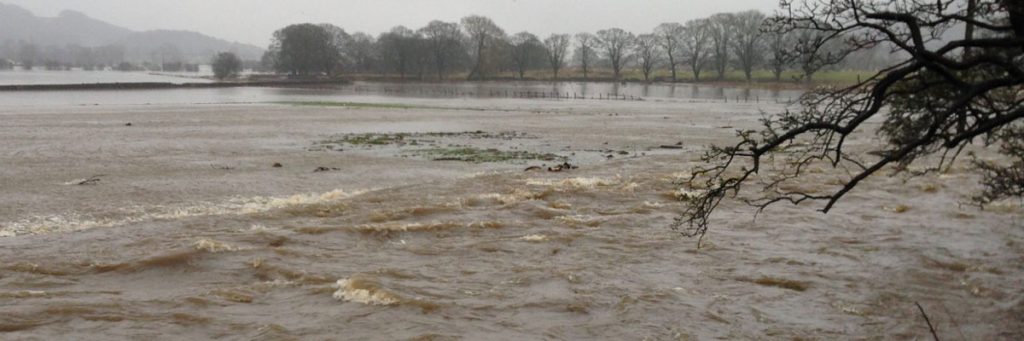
[119,30,264,63]
[0,5,131,46]
[0,3,263,62]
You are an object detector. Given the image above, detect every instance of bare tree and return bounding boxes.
[707,13,736,80]
[509,32,542,79]
[730,10,767,81]
[764,29,796,81]
[346,32,377,74]
[596,28,635,80]
[574,33,598,80]
[211,52,242,80]
[269,23,339,76]
[634,33,661,82]
[377,26,419,79]
[791,28,849,83]
[543,34,571,80]
[675,0,1024,240]
[654,23,685,82]
[461,15,506,80]
[419,20,465,80]
[319,24,350,75]
[681,19,712,81]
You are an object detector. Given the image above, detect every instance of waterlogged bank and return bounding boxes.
[0,96,1021,339]
[0,80,804,108]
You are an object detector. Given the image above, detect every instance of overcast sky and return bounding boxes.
[5,0,780,47]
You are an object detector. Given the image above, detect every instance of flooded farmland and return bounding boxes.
[0,82,1021,340]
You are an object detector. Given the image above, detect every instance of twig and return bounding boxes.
[915,301,941,341]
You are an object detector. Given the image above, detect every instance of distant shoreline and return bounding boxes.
[342,75,828,90]
[0,77,822,93]
[0,79,351,91]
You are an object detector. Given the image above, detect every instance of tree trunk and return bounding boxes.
[470,38,485,81]
[582,55,589,80]
[437,58,445,80]
[670,59,677,82]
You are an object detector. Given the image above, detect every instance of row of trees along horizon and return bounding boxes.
[0,9,892,83]
[259,10,895,83]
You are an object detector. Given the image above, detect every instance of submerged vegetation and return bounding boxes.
[412,147,565,163]
[274,101,442,110]
[311,131,561,163]
[273,101,499,112]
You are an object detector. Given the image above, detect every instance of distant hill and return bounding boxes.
[0,5,132,46]
[119,30,265,63]
[0,3,263,62]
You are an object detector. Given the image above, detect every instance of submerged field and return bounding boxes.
[0,92,1021,339]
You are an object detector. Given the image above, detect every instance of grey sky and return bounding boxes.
[4,0,779,47]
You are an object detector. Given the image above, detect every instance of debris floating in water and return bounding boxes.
[314,166,340,173]
[64,175,104,186]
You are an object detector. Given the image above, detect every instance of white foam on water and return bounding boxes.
[555,215,600,228]
[526,176,639,194]
[477,188,538,205]
[643,201,666,208]
[193,239,239,253]
[986,199,1022,213]
[673,188,706,201]
[521,234,549,242]
[333,278,400,306]
[526,176,620,189]
[0,188,370,238]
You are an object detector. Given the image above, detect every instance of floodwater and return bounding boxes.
[0,72,804,108]
[0,69,213,86]
[0,83,1021,340]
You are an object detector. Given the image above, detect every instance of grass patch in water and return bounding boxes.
[274,101,431,110]
[312,131,535,151]
[414,147,565,163]
[336,133,410,146]
[274,101,489,111]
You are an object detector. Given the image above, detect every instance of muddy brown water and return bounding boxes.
[0,91,1021,340]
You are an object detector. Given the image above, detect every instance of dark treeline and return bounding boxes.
[260,11,894,83]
